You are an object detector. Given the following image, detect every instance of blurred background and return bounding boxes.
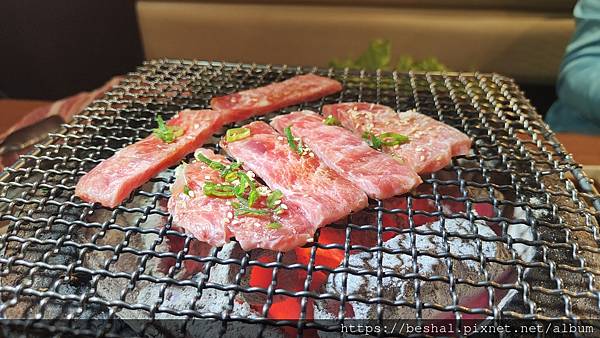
[0,0,600,176]
[2,0,598,176]
[0,0,577,115]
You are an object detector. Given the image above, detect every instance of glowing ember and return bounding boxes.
[245,186,506,336]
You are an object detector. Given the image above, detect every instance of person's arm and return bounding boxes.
[556,0,600,125]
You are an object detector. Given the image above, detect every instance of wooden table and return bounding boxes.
[1,99,599,166]
[0,99,51,133]
[553,133,600,166]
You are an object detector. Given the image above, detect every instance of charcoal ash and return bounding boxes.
[84,179,279,336]
[314,216,535,322]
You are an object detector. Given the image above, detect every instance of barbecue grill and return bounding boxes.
[0,59,599,337]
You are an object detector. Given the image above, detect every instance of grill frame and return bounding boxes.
[0,59,599,337]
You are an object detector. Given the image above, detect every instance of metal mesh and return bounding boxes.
[0,60,599,337]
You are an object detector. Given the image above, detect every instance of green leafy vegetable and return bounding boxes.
[226,127,251,142]
[153,115,184,143]
[330,39,391,70]
[396,56,448,72]
[329,39,448,72]
[323,115,341,126]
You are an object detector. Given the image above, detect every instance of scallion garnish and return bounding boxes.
[362,131,409,150]
[247,190,259,208]
[323,115,341,126]
[196,152,286,228]
[203,182,235,197]
[284,126,303,155]
[183,185,192,197]
[266,190,283,209]
[362,131,382,149]
[267,222,282,229]
[234,172,258,206]
[223,171,239,182]
[233,204,271,217]
[378,132,409,147]
[153,115,184,143]
[221,162,242,180]
[195,152,226,171]
[226,127,251,142]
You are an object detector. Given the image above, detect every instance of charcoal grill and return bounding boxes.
[0,60,599,337]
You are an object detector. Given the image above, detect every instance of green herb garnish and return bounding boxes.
[223,171,238,182]
[198,153,287,229]
[221,162,243,181]
[183,185,192,197]
[234,172,258,207]
[266,190,283,209]
[362,131,382,150]
[247,190,259,208]
[153,115,184,143]
[195,152,226,171]
[226,127,251,142]
[362,131,409,150]
[284,126,303,155]
[267,222,282,230]
[232,203,271,217]
[323,115,341,126]
[203,182,236,197]
[378,132,409,146]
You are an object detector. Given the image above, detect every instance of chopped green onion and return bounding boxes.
[228,162,243,171]
[284,126,303,155]
[233,178,246,196]
[183,185,192,197]
[220,161,242,180]
[234,205,270,217]
[378,132,409,147]
[323,115,341,126]
[232,172,249,194]
[195,152,226,171]
[362,131,408,150]
[153,115,184,143]
[284,126,298,153]
[247,190,259,208]
[196,153,284,222]
[225,127,251,142]
[267,222,282,229]
[266,190,283,209]
[234,196,249,207]
[237,172,258,206]
[203,182,235,197]
[223,171,239,182]
[362,131,383,150]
